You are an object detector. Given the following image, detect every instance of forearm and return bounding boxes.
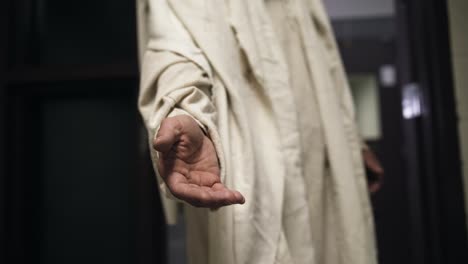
[138,0,229,210]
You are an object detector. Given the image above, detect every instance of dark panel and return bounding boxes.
[7,63,138,85]
[338,39,395,74]
[36,96,135,264]
[4,79,145,264]
[9,0,137,67]
[332,17,396,40]
[40,0,136,65]
[0,0,9,262]
[5,0,167,262]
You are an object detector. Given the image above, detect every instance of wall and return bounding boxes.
[448,0,468,229]
[322,0,394,19]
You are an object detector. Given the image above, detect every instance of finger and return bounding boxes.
[233,190,246,204]
[153,117,183,153]
[212,183,245,204]
[208,190,236,208]
[369,182,382,194]
[207,184,234,209]
[369,161,384,175]
[172,182,244,208]
[364,151,384,175]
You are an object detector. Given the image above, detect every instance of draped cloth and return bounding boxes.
[136,0,377,263]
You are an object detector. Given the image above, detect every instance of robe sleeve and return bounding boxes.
[137,0,226,224]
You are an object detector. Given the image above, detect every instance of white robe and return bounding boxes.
[136,0,377,263]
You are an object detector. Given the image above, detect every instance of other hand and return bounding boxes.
[362,148,384,194]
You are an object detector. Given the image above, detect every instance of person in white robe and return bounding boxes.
[136,0,384,263]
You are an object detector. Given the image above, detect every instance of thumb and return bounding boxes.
[368,156,384,175]
[153,117,183,153]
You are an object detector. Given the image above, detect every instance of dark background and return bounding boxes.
[1,0,166,263]
[0,0,466,264]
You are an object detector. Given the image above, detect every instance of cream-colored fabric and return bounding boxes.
[137,0,377,263]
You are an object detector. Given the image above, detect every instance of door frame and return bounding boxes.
[396,0,468,263]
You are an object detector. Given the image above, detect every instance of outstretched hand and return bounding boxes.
[154,115,245,208]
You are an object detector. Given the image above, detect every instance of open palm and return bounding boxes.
[154,115,245,208]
